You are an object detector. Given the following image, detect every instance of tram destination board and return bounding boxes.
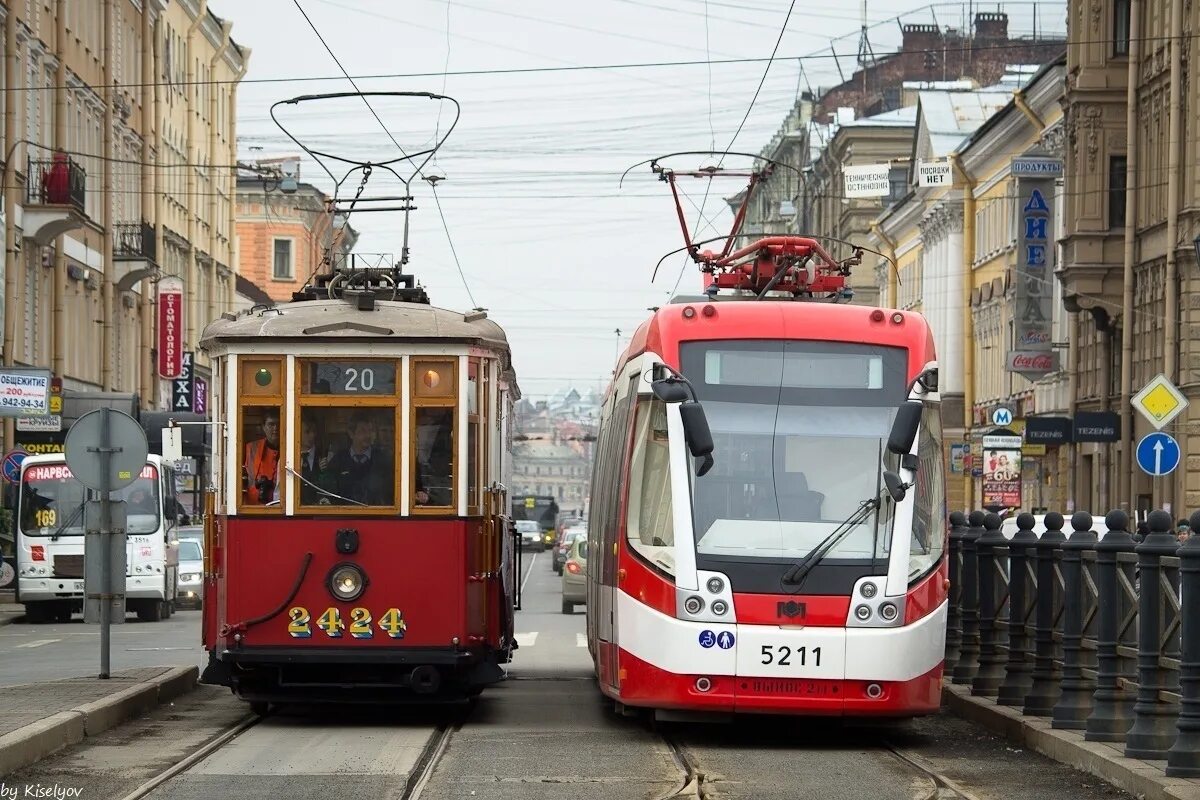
[304,360,397,395]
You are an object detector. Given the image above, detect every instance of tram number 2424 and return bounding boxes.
[287,606,408,639]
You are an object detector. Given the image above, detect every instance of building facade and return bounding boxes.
[1060,0,1200,517]
[235,165,359,303]
[0,0,247,454]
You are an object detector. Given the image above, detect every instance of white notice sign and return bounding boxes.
[917,159,952,188]
[843,163,891,198]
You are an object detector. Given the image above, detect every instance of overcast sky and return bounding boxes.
[224,0,1065,400]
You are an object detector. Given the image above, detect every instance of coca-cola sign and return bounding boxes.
[1006,350,1058,377]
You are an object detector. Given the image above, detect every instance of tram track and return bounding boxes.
[660,735,705,799]
[116,711,265,800]
[884,741,983,800]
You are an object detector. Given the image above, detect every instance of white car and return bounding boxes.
[177,538,203,608]
[515,520,544,550]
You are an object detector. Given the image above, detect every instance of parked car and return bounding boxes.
[561,538,587,614]
[175,525,203,545]
[515,520,544,551]
[177,539,203,609]
[554,529,587,575]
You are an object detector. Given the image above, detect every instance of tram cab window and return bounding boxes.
[298,407,396,507]
[626,396,675,575]
[242,407,282,507]
[238,358,285,512]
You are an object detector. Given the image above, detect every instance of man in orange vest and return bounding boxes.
[244,411,280,504]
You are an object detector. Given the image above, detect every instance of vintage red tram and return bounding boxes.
[198,270,520,710]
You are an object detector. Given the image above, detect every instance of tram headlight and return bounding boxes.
[711,600,729,616]
[854,604,872,621]
[683,596,704,615]
[327,562,367,602]
[706,577,725,594]
[880,602,899,622]
[860,581,878,599]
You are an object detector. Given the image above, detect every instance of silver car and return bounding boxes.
[515,520,544,550]
[177,538,203,609]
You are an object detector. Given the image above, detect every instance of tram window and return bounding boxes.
[908,403,946,579]
[414,407,454,508]
[303,360,397,396]
[297,407,396,507]
[241,407,283,507]
[240,359,283,397]
[626,397,674,575]
[467,358,482,514]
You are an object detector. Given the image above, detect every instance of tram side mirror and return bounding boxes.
[679,402,715,478]
[887,402,922,456]
[651,378,690,404]
[883,470,907,503]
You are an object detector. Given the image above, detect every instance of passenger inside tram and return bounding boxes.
[415,408,454,507]
[297,419,334,505]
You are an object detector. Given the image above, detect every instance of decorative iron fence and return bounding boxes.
[948,508,1200,776]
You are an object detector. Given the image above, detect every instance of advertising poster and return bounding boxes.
[982,448,1022,508]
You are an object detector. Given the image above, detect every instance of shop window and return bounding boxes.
[296,359,400,510]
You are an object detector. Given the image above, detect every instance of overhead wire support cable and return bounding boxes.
[669,0,798,298]
[290,0,479,307]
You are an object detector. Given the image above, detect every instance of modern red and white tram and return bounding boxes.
[588,155,947,718]
[586,292,947,718]
[198,269,521,709]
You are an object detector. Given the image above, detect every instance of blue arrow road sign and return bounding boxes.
[2,449,27,484]
[1136,432,1181,477]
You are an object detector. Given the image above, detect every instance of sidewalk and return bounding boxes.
[0,589,22,626]
[0,665,197,777]
[945,683,1200,800]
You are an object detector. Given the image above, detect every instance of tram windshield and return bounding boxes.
[680,340,908,562]
[19,463,162,536]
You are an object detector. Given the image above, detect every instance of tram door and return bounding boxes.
[593,376,636,689]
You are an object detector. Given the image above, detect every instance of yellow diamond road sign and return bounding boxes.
[1132,373,1189,430]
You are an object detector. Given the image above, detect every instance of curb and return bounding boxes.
[943,683,1200,800]
[0,665,198,778]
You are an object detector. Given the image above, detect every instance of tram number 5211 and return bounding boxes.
[760,645,821,666]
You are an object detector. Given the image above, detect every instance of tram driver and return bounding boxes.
[328,411,394,506]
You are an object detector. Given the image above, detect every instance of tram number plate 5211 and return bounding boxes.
[760,644,821,667]
[286,607,407,639]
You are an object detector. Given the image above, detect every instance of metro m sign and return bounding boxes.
[157,275,184,379]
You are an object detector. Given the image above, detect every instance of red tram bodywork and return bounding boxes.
[199,281,520,708]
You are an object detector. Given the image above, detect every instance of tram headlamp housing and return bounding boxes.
[706,576,725,594]
[327,562,367,602]
[854,604,872,621]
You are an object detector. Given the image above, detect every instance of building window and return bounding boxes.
[1113,0,1131,56]
[888,167,908,204]
[1108,156,1127,229]
[272,239,293,280]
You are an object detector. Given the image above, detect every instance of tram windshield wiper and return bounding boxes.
[781,493,882,587]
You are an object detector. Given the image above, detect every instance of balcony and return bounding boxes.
[23,156,87,245]
[113,221,159,292]
[113,221,156,262]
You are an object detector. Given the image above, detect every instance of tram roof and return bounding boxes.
[201,300,516,373]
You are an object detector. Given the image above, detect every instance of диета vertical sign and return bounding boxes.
[157,276,184,379]
[1009,157,1061,379]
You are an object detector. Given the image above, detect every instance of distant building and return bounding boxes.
[816,13,1063,118]
[512,387,601,515]
[235,161,359,302]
